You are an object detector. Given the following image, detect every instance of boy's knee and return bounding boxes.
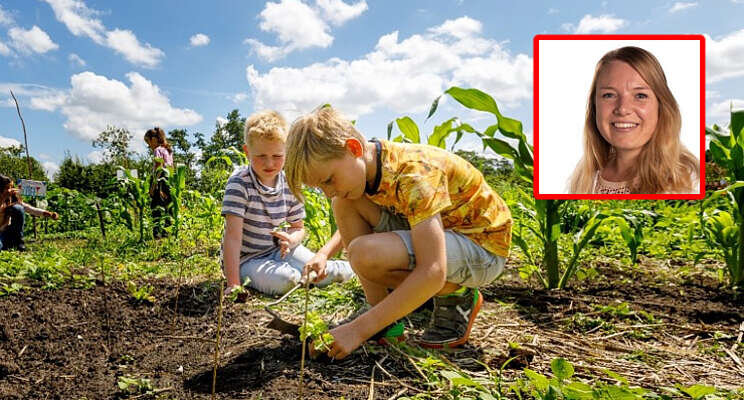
[347,237,376,276]
[254,266,301,295]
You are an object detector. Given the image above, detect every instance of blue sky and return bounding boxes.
[1,0,743,179]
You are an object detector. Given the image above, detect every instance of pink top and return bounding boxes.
[154,146,173,167]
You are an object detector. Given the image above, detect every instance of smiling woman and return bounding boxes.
[568,46,700,195]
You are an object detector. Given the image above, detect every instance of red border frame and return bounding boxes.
[533,34,706,200]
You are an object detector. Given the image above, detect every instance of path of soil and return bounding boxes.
[1,256,742,399]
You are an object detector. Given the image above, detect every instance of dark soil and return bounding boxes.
[1,255,743,399]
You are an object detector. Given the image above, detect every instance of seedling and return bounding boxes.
[117,375,154,395]
[298,311,334,352]
[127,281,155,304]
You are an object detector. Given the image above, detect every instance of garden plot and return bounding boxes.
[1,252,742,399]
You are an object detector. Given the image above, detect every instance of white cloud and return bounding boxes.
[44,0,105,42]
[547,8,559,14]
[428,16,481,39]
[87,150,105,163]
[29,92,68,111]
[0,40,10,56]
[189,33,210,47]
[244,39,289,62]
[0,4,14,26]
[0,83,61,107]
[231,92,249,103]
[669,2,698,12]
[8,26,59,54]
[706,29,744,83]
[68,53,86,66]
[315,0,367,26]
[27,71,202,141]
[709,99,744,117]
[245,17,532,120]
[563,14,627,34]
[0,136,21,148]
[245,0,333,62]
[42,161,59,178]
[43,0,164,68]
[105,29,164,68]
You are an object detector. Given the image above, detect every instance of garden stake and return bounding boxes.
[299,275,310,400]
[211,280,225,400]
[265,271,317,337]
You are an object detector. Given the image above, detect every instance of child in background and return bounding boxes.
[285,106,512,359]
[221,110,354,296]
[0,174,59,251]
[144,127,174,238]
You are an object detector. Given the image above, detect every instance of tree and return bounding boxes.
[0,145,47,181]
[55,154,117,198]
[197,109,245,166]
[92,126,134,167]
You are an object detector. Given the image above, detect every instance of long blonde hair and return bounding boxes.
[568,46,698,194]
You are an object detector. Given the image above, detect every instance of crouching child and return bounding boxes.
[285,106,512,359]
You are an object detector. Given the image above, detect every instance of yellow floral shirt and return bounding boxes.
[366,140,512,257]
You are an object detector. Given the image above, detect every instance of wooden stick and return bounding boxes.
[211,280,225,400]
[368,364,376,400]
[9,89,37,239]
[9,90,32,180]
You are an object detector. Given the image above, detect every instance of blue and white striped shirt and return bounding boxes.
[221,166,305,263]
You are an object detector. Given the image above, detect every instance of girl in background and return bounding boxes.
[144,127,174,238]
[0,174,58,251]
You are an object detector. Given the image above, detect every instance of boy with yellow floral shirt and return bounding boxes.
[285,106,511,359]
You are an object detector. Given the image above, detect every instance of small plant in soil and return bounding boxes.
[299,311,334,352]
[127,281,155,304]
[0,282,24,296]
[117,375,154,395]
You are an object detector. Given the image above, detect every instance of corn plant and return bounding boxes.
[117,167,150,242]
[302,187,335,249]
[611,210,656,265]
[418,87,608,289]
[704,109,744,288]
[160,164,188,237]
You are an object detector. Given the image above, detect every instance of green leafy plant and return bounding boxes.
[298,311,334,352]
[0,282,24,296]
[117,375,154,395]
[612,210,656,265]
[117,167,150,242]
[704,109,744,288]
[521,358,649,400]
[127,281,155,304]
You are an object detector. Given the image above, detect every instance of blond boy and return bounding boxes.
[221,110,353,296]
[285,106,512,359]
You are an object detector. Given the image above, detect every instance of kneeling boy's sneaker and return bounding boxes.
[334,305,406,345]
[420,287,483,349]
[369,320,405,345]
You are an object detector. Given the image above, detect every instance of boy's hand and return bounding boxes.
[303,253,328,283]
[271,230,296,258]
[44,211,59,220]
[225,284,248,303]
[324,323,365,360]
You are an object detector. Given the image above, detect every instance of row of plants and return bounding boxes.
[388,86,744,291]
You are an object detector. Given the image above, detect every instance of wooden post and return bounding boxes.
[95,200,106,240]
[10,90,37,240]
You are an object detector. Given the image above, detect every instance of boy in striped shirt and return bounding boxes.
[221,110,353,296]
